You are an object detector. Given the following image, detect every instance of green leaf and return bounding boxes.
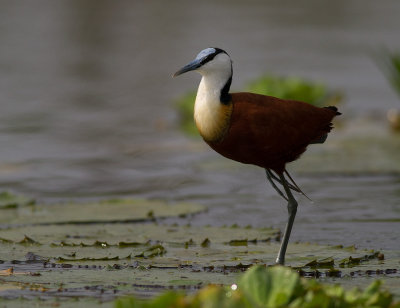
[361,280,393,308]
[245,75,342,108]
[0,191,35,209]
[149,291,185,308]
[0,198,205,225]
[238,265,304,307]
[115,297,144,308]
[376,49,400,98]
[192,284,251,308]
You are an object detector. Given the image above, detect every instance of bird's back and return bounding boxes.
[206,92,339,173]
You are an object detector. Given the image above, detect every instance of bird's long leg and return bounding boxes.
[275,172,298,265]
[265,169,288,201]
[284,170,311,201]
[266,169,301,193]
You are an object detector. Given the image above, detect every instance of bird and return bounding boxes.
[173,48,340,265]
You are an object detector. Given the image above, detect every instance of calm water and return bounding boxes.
[0,0,399,250]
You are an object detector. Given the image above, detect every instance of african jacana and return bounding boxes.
[173,48,340,265]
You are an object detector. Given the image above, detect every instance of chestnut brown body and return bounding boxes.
[206,92,339,174]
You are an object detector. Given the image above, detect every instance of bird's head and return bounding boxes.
[173,47,232,77]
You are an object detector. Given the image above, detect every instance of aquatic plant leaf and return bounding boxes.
[0,192,34,209]
[376,49,400,98]
[246,75,342,107]
[0,223,279,265]
[304,257,334,268]
[0,223,277,247]
[238,265,303,307]
[112,267,399,308]
[0,198,205,225]
[174,91,198,136]
[135,244,166,258]
[200,238,210,248]
[0,223,399,304]
[0,297,111,308]
[361,280,394,307]
[116,292,187,308]
[191,284,251,308]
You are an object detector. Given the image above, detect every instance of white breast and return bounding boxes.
[193,52,233,142]
[194,74,232,142]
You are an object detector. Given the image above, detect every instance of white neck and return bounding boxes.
[194,62,232,142]
[195,71,229,110]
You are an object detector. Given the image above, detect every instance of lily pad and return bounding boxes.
[0,223,278,263]
[0,191,35,209]
[0,198,205,226]
[0,223,398,304]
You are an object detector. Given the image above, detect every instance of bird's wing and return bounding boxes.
[224,93,337,170]
[230,92,335,147]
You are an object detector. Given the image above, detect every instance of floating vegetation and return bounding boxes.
[0,220,399,305]
[0,191,35,209]
[376,49,400,99]
[115,266,399,308]
[135,244,167,258]
[375,49,400,131]
[174,91,198,136]
[0,194,399,306]
[0,197,205,226]
[245,75,342,107]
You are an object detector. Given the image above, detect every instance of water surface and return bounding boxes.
[0,0,399,251]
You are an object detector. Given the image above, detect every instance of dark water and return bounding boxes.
[0,0,399,251]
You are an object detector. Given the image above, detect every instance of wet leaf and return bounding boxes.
[192,284,251,308]
[18,235,40,246]
[201,238,210,248]
[113,266,399,308]
[0,223,399,304]
[135,244,166,258]
[304,257,334,268]
[0,198,205,226]
[0,192,34,209]
[238,265,303,307]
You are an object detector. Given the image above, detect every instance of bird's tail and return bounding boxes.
[324,106,341,116]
